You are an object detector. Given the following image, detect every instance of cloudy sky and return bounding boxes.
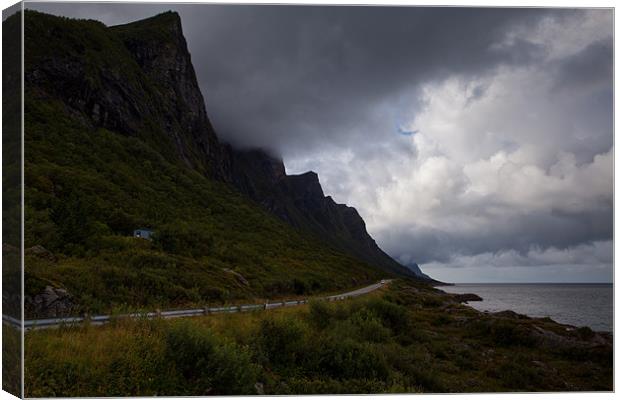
[28,2,613,283]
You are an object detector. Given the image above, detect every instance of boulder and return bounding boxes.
[222,268,250,286]
[25,245,57,262]
[27,285,75,317]
[492,310,530,320]
[453,293,482,303]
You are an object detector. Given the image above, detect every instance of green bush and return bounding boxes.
[293,278,308,295]
[380,343,446,392]
[575,326,595,341]
[163,321,257,395]
[489,356,544,390]
[49,193,103,251]
[490,320,536,347]
[257,316,309,368]
[347,310,392,343]
[466,318,536,347]
[316,337,390,381]
[153,223,213,257]
[308,300,335,329]
[365,298,410,334]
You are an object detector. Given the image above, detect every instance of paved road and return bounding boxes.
[5,279,392,331]
[325,280,389,300]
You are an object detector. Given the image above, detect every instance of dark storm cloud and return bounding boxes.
[27,3,555,152]
[183,6,555,153]
[382,206,613,265]
[552,37,613,93]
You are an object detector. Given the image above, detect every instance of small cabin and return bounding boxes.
[133,228,154,240]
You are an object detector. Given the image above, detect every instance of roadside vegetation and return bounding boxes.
[25,280,612,396]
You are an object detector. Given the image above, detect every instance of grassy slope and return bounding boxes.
[24,96,385,315]
[22,11,389,315]
[25,280,612,396]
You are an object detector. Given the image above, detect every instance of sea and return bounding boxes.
[438,283,613,332]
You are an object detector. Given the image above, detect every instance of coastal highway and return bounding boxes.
[325,280,390,300]
[5,279,392,331]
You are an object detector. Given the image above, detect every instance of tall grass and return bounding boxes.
[25,282,613,395]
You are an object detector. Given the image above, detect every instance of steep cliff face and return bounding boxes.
[111,13,232,179]
[25,11,228,178]
[231,149,421,277]
[24,10,428,280]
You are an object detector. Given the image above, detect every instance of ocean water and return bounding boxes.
[438,283,613,332]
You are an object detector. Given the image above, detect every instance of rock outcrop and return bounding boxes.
[223,268,250,287]
[111,13,231,179]
[26,286,75,318]
[25,245,57,262]
[453,293,483,303]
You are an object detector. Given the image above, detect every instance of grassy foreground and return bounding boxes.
[25,280,612,396]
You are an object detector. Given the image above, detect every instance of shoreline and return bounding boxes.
[434,283,613,335]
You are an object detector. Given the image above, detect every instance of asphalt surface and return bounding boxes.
[325,280,390,300]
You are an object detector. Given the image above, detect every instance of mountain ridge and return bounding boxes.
[110,11,429,279]
[24,9,430,282]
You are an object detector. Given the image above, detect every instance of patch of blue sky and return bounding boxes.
[397,126,418,136]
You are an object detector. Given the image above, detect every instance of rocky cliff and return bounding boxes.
[230,149,423,277]
[24,10,428,280]
[25,11,229,178]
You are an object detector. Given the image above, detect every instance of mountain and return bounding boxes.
[229,149,421,277]
[21,10,430,314]
[109,12,423,279]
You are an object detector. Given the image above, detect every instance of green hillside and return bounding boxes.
[24,96,385,315]
[22,10,388,316]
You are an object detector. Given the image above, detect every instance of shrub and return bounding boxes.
[490,320,536,347]
[199,286,229,302]
[106,208,138,235]
[316,337,390,381]
[420,295,444,308]
[347,310,392,343]
[381,344,447,392]
[257,316,309,368]
[163,321,257,395]
[575,326,595,341]
[365,298,410,334]
[153,223,213,257]
[406,364,446,392]
[49,193,100,251]
[293,278,308,295]
[129,252,175,270]
[489,357,544,390]
[308,300,335,329]
[432,314,452,326]
[466,318,536,347]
